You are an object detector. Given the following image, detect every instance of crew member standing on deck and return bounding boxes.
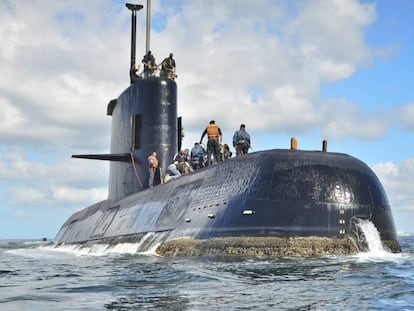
[191,142,206,170]
[148,151,159,188]
[233,123,251,156]
[200,120,223,166]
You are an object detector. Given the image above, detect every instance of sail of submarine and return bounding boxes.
[54,2,401,256]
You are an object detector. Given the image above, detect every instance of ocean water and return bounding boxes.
[1,233,413,310]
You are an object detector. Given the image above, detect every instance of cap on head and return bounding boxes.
[210,120,215,124]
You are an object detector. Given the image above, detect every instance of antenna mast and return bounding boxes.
[146,0,151,53]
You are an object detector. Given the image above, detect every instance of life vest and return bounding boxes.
[148,155,158,168]
[207,124,219,139]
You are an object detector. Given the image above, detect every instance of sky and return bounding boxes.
[0,0,413,239]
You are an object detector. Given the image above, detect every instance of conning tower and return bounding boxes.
[107,78,177,200]
[73,2,178,201]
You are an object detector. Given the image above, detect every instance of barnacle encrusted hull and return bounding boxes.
[156,237,360,257]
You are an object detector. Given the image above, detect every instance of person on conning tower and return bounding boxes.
[142,50,157,78]
[160,52,176,79]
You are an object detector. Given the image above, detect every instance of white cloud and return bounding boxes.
[285,0,375,71]
[9,185,107,206]
[0,149,48,180]
[0,1,122,150]
[1,147,108,208]
[9,187,50,206]
[399,103,414,130]
[11,209,30,220]
[52,186,107,203]
[0,97,25,135]
[372,159,414,211]
[160,0,381,139]
[0,0,387,148]
[320,99,390,140]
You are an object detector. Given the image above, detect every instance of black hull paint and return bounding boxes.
[56,149,399,252]
[55,77,400,254]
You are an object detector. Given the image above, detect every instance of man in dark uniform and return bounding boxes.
[160,52,176,79]
[129,63,141,83]
[232,124,251,156]
[142,50,156,78]
[191,142,206,170]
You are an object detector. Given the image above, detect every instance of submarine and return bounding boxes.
[54,3,401,256]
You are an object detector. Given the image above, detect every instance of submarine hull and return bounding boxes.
[56,77,400,255]
[55,148,400,254]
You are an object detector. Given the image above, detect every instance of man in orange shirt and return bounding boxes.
[148,151,159,187]
[200,120,223,166]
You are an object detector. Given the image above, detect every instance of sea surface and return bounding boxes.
[1,233,413,310]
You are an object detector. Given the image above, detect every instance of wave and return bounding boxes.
[398,231,414,237]
[38,242,161,257]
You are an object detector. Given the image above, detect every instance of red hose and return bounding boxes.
[131,152,144,188]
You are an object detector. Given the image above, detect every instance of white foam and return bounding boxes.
[141,242,162,256]
[39,243,107,256]
[37,233,162,257]
[39,242,148,256]
[354,219,402,261]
